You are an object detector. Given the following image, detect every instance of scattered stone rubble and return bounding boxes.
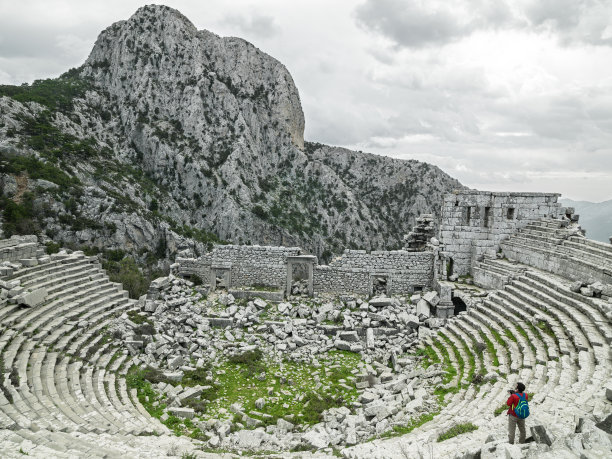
[112,275,449,452]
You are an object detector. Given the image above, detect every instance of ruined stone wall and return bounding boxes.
[177,245,301,289]
[314,250,434,295]
[0,235,38,263]
[178,246,434,296]
[439,191,562,276]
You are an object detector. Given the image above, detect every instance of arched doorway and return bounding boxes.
[452,296,467,315]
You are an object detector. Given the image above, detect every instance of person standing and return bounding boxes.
[507,382,529,444]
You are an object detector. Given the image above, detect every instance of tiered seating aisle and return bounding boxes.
[342,256,611,458]
[0,245,205,458]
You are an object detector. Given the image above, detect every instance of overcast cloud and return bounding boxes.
[1,0,611,201]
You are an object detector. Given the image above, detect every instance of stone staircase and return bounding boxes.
[0,247,207,458]
[341,258,612,458]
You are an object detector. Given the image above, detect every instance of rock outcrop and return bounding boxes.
[0,4,462,263]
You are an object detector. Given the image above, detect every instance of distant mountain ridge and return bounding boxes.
[561,198,612,243]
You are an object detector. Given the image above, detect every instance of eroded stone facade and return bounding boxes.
[438,191,563,277]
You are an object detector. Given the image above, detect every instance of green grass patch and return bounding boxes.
[439,333,464,385]
[0,153,81,191]
[416,345,440,369]
[375,412,438,440]
[437,422,478,441]
[504,329,517,343]
[301,392,346,424]
[536,321,558,345]
[432,339,456,385]
[515,324,536,354]
[479,331,500,366]
[125,366,166,419]
[127,309,153,326]
[455,335,476,382]
[205,350,360,427]
[104,257,150,299]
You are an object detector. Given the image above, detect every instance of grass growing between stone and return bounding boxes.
[490,327,512,368]
[416,345,440,369]
[376,411,439,440]
[439,333,464,385]
[203,349,361,428]
[479,331,500,367]
[455,335,476,383]
[436,422,478,442]
[513,324,536,354]
[125,366,168,424]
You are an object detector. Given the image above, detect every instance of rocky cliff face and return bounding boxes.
[0,4,462,264]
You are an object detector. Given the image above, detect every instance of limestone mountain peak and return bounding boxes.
[0,5,461,265]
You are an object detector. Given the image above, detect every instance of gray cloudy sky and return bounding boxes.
[2,0,612,201]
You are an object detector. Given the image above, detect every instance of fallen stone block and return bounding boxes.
[150,277,170,290]
[178,386,205,403]
[302,428,330,449]
[8,286,25,298]
[334,340,352,351]
[253,298,267,309]
[16,288,47,307]
[277,418,294,432]
[530,425,552,446]
[364,403,391,421]
[338,330,360,342]
[167,407,195,419]
[162,371,183,382]
[422,291,440,306]
[366,328,375,348]
[19,258,38,267]
[236,429,264,449]
[404,313,420,328]
[416,299,431,318]
[569,281,583,293]
[255,398,266,409]
[369,297,392,308]
[167,355,183,370]
[595,413,612,435]
[606,381,612,402]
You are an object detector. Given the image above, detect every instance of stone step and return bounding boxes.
[511,278,605,351]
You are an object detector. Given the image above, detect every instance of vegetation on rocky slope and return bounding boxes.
[0,4,462,268]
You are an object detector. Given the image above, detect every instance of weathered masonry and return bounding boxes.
[177,190,604,318]
[438,191,563,277]
[178,246,435,297]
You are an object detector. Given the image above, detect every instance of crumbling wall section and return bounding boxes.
[439,191,563,276]
[314,250,434,295]
[178,246,435,296]
[178,245,301,289]
[0,235,38,263]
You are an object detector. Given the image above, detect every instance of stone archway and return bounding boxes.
[452,296,467,315]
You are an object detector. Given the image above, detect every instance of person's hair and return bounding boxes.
[516,382,526,392]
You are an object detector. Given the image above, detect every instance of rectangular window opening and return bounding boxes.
[464,206,471,225]
[484,207,491,228]
[507,207,515,220]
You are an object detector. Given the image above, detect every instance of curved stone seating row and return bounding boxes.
[0,248,184,457]
[501,219,612,285]
[344,259,611,458]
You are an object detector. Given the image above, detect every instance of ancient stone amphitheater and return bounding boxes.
[0,191,610,458]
